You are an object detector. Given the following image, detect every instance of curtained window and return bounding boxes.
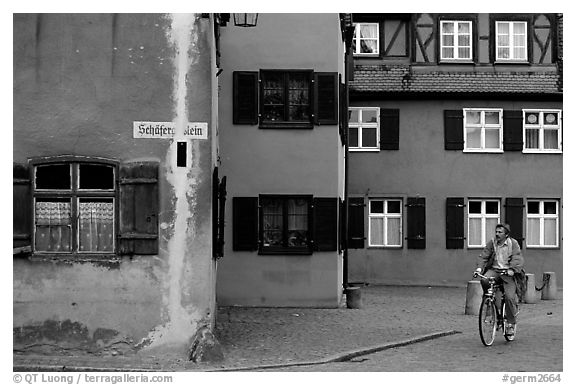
[523,110,562,153]
[526,200,559,248]
[261,196,311,253]
[468,199,500,248]
[33,161,116,255]
[352,23,379,55]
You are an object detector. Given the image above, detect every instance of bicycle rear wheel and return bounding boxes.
[479,296,497,346]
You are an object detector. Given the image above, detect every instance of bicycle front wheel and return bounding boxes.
[479,296,497,346]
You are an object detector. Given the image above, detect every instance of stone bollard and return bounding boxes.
[541,272,558,300]
[465,280,483,315]
[523,273,538,303]
[345,286,362,309]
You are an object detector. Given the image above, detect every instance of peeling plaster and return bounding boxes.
[142,13,203,350]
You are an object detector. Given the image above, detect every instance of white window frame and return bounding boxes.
[463,108,504,153]
[368,199,403,247]
[526,200,559,248]
[467,199,501,248]
[440,20,473,61]
[349,107,380,152]
[522,109,563,153]
[353,23,380,56]
[495,21,528,62]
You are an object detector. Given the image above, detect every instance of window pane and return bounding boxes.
[543,218,557,246]
[262,199,283,247]
[466,126,482,148]
[485,111,500,124]
[79,198,114,252]
[525,112,539,125]
[362,110,378,123]
[360,40,377,54]
[466,111,481,124]
[287,199,308,248]
[544,202,557,215]
[485,218,499,241]
[79,164,114,190]
[370,200,384,214]
[469,201,482,214]
[349,128,359,147]
[36,164,71,190]
[387,200,401,214]
[497,48,509,59]
[458,34,470,47]
[288,105,309,121]
[544,112,558,125]
[370,218,384,245]
[458,47,470,59]
[442,23,454,34]
[458,22,470,34]
[496,23,507,34]
[442,48,454,59]
[359,24,377,38]
[543,130,559,149]
[527,218,540,245]
[362,127,377,148]
[513,22,525,34]
[442,35,454,47]
[513,47,525,59]
[349,109,359,123]
[485,129,500,149]
[469,218,482,245]
[485,201,499,214]
[34,199,72,252]
[527,201,540,214]
[387,217,401,246]
[525,129,539,149]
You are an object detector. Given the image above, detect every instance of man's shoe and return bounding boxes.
[505,323,516,339]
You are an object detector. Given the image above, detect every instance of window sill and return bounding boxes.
[349,148,380,152]
[259,123,313,130]
[368,246,403,249]
[353,54,380,58]
[259,248,313,256]
[494,60,530,65]
[28,253,121,265]
[438,60,475,64]
[463,149,504,153]
[525,246,560,250]
[522,149,563,154]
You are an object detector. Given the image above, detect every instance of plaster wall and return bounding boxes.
[347,98,563,287]
[216,14,345,307]
[13,13,218,356]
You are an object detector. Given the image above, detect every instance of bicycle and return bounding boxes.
[474,272,516,346]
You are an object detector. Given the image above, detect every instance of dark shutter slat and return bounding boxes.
[232,197,259,251]
[380,108,400,150]
[446,197,465,249]
[347,197,365,249]
[407,197,426,249]
[313,197,338,251]
[314,72,339,125]
[233,71,259,125]
[119,162,159,255]
[444,110,464,150]
[503,110,524,151]
[13,163,32,250]
[505,197,524,248]
[338,77,348,144]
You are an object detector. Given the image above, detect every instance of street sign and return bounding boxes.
[133,122,208,139]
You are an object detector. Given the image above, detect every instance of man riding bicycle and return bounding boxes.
[474,223,524,338]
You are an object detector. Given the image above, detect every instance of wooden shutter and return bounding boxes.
[232,197,259,251]
[313,197,338,251]
[212,168,227,259]
[444,110,464,150]
[314,72,339,125]
[503,110,524,151]
[338,77,348,144]
[233,71,259,125]
[406,197,426,249]
[446,197,465,249]
[13,163,32,252]
[505,197,525,249]
[380,108,400,150]
[348,197,365,249]
[118,162,159,255]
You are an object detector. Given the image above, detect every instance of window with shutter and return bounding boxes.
[348,197,366,249]
[380,108,400,150]
[505,197,525,248]
[444,110,464,150]
[407,197,426,249]
[233,71,259,125]
[118,162,159,255]
[13,163,32,254]
[446,197,465,249]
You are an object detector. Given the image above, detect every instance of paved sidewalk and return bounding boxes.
[13,285,563,372]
